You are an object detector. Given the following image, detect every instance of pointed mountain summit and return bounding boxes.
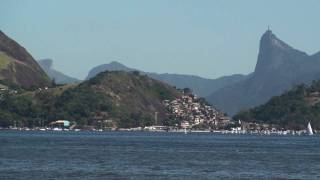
[207,30,320,115]
[39,58,53,68]
[255,29,308,74]
[0,31,51,88]
[38,59,80,84]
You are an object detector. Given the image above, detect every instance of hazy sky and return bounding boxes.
[1,0,320,80]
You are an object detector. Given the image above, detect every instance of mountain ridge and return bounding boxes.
[86,61,247,97]
[38,58,80,84]
[207,30,320,115]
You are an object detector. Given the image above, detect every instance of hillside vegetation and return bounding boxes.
[0,52,13,70]
[234,80,320,129]
[0,71,180,128]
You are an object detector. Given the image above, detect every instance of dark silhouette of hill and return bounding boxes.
[208,30,320,115]
[38,59,80,84]
[86,61,246,97]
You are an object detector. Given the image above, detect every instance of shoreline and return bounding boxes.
[0,127,317,136]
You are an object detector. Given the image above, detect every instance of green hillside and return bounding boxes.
[234,80,320,130]
[0,52,13,70]
[0,71,180,128]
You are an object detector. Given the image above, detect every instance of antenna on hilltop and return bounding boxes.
[268,25,270,31]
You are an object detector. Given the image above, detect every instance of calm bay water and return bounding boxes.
[0,131,319,179]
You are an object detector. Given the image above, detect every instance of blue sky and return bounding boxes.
[1,0,320,80]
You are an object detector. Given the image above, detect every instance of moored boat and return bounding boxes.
[307,122,313,135]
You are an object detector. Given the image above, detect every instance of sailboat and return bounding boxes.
[307,122,313,135]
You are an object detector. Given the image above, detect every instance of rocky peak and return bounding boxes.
[38,59,53,69]
[260,29,291,51]
[38,58,80,84]
[254,29,306,74]
[0,30,52,88]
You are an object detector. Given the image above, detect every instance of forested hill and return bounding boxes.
[233,80,320,130]
[0,71,180,128]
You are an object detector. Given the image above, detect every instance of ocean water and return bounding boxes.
[0,131,319,179]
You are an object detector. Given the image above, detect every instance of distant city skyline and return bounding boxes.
[1,0,320,80]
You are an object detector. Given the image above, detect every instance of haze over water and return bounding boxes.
[1,131,320,179]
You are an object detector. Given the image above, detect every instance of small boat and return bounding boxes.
[307,122,313,135]
[53,127,62,131]
[184,128,187,134]
[297,131,301,136]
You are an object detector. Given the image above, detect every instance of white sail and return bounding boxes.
[307,122,313,135]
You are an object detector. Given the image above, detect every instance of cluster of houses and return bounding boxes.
[163,91,231,129]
